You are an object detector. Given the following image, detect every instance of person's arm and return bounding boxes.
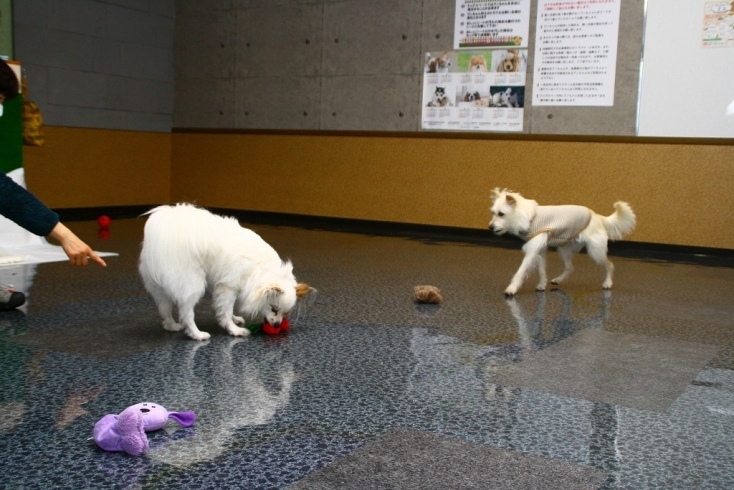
[0,172,59,236]
[48,222,106,267]
[1,173,105,267]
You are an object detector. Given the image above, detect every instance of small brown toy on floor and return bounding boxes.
[413,285,442,304]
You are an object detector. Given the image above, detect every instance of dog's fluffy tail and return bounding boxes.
[603,202,636,241]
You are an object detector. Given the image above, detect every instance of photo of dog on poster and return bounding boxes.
[491,49,528,73]
[457,85,491,108]
[488,86,525,108]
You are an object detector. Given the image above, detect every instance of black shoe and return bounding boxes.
[0,286,26,311]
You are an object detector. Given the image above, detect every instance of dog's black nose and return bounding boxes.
[272,321,281,327]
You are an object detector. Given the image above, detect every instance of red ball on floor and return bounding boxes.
[97,215,111,229]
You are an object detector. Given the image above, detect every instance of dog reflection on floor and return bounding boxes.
[478,290,612,382]
[506,289,612,346]
[405,290,613,416]
[147,338,296,466]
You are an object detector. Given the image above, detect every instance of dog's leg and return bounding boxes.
[506,234,547,296]
[147,284,182,332]
[587,238,614,289]
[551,242,582,285]
[158,298,181,332]
[536,249,548,291]
[178,295,210,341]
[213,285,250,337]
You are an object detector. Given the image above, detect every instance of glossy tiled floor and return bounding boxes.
[1,217,733,489]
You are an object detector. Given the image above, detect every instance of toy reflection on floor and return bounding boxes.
[488,188,636,296]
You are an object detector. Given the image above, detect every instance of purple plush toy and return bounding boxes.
[93,402,196,456]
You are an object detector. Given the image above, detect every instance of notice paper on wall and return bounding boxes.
[454,0,531,49]
[702,1,734,47]
[422,50,527,132]
[532,0,622,107]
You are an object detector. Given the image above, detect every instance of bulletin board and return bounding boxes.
[418,0,645,137]
[638,0,734,138]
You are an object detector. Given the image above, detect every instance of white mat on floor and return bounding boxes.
[1,168,118,267]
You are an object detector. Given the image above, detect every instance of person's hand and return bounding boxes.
[48,222,107,267]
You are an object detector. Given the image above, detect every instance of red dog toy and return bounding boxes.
[263,318,290,335]
[247,318,290,335]
[97,215,111,229]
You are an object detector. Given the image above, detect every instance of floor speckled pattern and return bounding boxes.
[1,217,733,489]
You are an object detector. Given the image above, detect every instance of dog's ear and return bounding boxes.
[296,283,316,299]
[490,188,502,202]
[506,194,516,206]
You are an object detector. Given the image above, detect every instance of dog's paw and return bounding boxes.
[227,325,251,337]
[602,282,613,290]
[186,330,211,341]
[232,315,245,325]
[504,289,516,297]
[535,286,546,292]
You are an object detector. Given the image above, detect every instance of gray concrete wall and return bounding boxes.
[12,0,645,136]
[14,0,175,132]
[174,0,645,136]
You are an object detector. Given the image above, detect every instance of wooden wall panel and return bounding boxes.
[22,127,733,250]
[171,132,734,250]
[23,126,171,209]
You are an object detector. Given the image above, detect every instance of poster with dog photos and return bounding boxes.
[454,0,531,49]
[422,50,526,131]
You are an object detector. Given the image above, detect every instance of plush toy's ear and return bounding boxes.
[117,406,149,456]
[296,283,316,299]
[168,411,196,427]
[93,414,123,452]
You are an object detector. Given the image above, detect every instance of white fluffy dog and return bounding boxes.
[488,188,636,296]
[139,204,314,341]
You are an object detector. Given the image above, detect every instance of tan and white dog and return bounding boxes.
[425,51,451,73]
[488,188,636,296]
